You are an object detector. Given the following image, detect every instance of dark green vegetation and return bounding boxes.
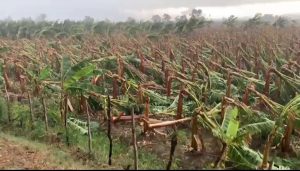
[0,12,297,39]
[0,11,300,170]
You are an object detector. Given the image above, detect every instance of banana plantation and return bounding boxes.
[0,18,300,170]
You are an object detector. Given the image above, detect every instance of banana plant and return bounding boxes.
[198,104,292,169]
[58,56,97,149]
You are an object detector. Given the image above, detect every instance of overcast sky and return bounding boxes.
[1,0,300,21]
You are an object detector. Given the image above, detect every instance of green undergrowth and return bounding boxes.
[0,98,179,170]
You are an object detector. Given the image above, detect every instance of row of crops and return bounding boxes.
[0,26,300,169]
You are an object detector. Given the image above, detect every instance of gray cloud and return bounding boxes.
[119,0,300,8]
[0,0,299,21]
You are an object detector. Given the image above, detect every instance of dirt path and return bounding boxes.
[0,134,93,170]
[0,137,55,169]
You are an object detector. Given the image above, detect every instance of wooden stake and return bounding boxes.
[86,99,92,157]
[107,95,113,165]
[166,130,177,170]
[27,92,34,130]
[3,64,11,92]
[4,83,11,123]
[131,108,138,170]
[42,97,49,132]
[64,94,70,146]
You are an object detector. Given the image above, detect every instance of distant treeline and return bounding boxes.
[0,9,298,39]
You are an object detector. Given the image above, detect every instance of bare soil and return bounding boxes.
[0,135,92,170]
[110,119,222,170]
